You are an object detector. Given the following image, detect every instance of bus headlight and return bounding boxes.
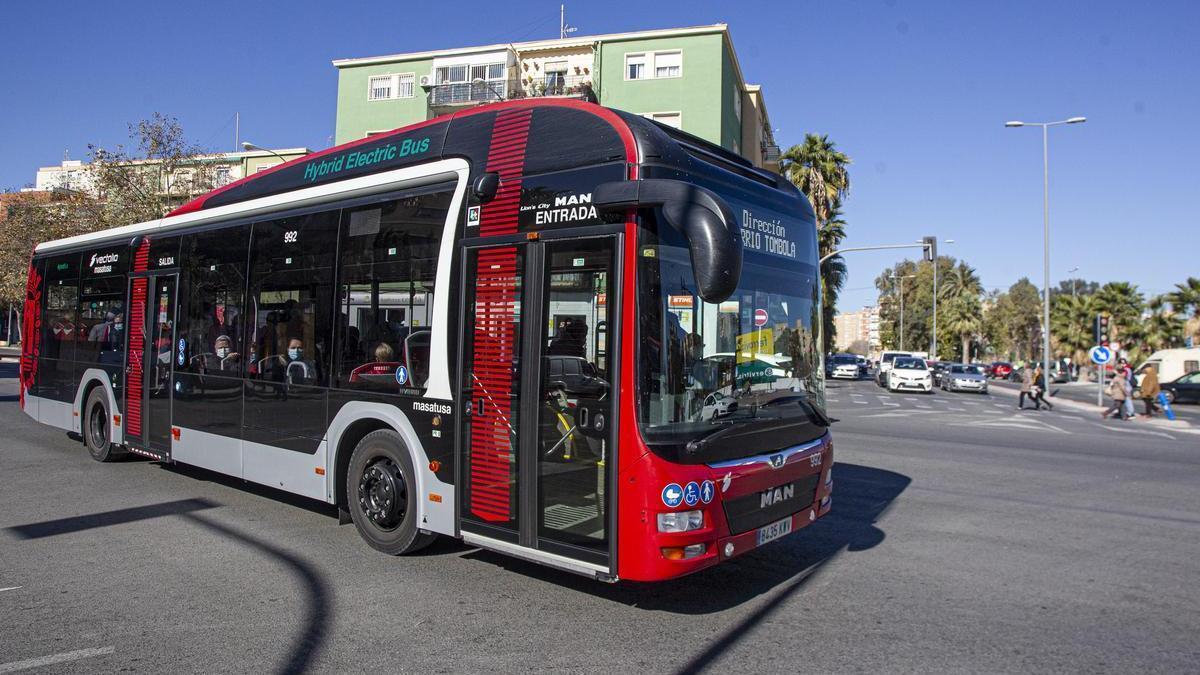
[657,510,703,533]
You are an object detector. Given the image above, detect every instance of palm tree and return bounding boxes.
[780,135,851,350]
[1097,281,1144,348]
[1169,277,1200,318]
[938,261,982,360]
[1143,295,1185,353]
[818,204,848,346]
[943,294,983,361]
[780,134,851,226]
[1051,293,1100,365]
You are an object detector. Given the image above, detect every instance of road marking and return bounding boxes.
[1091,422,1176,440]
[0,586,21,593]
[947,407,967,412]
[877,397,899,407]
[0,647,115,673]
[905,397,918,401]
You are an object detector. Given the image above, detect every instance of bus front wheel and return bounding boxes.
[83,388,126,463]
[347,429,435,555]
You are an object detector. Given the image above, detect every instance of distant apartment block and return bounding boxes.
[834,306,881,353]
[34,148,312,198]
[331,24,780,170]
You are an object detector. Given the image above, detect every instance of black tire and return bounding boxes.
[346,429,435,555]
[83,388,126,462]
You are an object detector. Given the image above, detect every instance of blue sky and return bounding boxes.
[2,0,1196,308]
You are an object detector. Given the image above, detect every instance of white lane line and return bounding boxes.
[878,397,899,407]
[0,586,21,593]
[905,397,918,401]
[962,401,981,406]
[1090,422,1176,440]
[0,647,115,673]
[947,407,967,412]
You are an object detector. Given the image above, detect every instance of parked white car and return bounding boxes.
[887,356,933,393]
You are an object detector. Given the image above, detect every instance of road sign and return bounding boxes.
[1089,345,1112,365]
[754,309,768,327]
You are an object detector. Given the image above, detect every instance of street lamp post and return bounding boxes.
[241,142,289,164]
[1068,266,1079,297]
[1005,116,1086,391]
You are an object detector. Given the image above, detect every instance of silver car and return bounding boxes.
[942,363,989,393]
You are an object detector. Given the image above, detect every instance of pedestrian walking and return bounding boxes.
[1138,364,1161,417]
[1118,358,1136,420]
[1032,365,1054,411]
[1101,368,1129,420]
[1018,365,1035,410]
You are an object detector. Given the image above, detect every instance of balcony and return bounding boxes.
[427,75,596,108]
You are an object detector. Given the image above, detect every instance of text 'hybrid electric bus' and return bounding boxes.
[19,99,832,582]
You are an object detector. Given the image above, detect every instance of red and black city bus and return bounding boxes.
[19,99,832,582]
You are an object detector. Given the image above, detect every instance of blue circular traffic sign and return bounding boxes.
[1089,345,1112,365]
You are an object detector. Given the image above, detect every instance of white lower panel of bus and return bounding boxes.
[461,532,612,581]
[35,396,72,430]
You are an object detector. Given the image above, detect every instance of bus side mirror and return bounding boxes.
[593,179,742,303]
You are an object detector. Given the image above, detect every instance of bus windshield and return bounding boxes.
[636,200,823,450]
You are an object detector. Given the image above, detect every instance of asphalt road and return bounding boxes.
[2,366,1199,673]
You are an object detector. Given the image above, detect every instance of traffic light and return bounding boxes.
[1094,314,1109,346]
[923,236,937,262]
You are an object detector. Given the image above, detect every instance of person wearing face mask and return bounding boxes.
[283,337,315,384]
[214,335,240,372]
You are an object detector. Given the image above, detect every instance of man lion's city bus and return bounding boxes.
[18,99,832,582]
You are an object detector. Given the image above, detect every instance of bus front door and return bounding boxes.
[125,273,177,458]
[459,233,618,576]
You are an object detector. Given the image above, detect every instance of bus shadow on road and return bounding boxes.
[461,462,910,616]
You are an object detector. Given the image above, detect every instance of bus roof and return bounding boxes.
[35,99,806,254]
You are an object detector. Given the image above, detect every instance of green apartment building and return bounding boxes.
[332,24,780,170]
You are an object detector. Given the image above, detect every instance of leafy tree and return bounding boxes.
[874,256,960,355]
[780,134,850,350]
[983,279,1042,361]
[87,113,219,228]
[0,191,103,306]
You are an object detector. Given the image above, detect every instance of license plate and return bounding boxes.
[756,516,793,546]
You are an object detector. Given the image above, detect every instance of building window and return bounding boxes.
[626,53,646,80]
[368,74,394,101]
[642,112,682,129]
[733,88,742,124]
[397,73,414,98]
[256,163,279,173]
[653,51,682,78]
[214,167,231,186]
[544,60,567,94]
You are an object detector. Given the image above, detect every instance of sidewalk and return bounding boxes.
[990,381,1197,434]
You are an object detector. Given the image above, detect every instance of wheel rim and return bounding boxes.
[88,403,108,449]
[358,457,407,531]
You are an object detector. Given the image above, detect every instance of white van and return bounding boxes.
[876,350,913,386]
[1136,348,1200,384]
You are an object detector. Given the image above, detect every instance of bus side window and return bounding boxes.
[179,228,248,376]
[335,186,452,392]
[247,211,338,387]
[41,253,79,363]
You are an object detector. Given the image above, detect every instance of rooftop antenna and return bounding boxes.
[559,4,577,39]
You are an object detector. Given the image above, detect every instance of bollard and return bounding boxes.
[1158,392,1176,421]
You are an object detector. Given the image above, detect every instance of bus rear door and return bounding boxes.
[125,271,178,458]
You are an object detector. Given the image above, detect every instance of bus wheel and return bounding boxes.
[347,430,435,555]
[84,388,126,463]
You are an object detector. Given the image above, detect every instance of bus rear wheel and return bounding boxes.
[83,388,126,463]
[347,429,435,555]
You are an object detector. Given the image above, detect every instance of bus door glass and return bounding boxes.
[459,234,617,567]
[128,273,177,453]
